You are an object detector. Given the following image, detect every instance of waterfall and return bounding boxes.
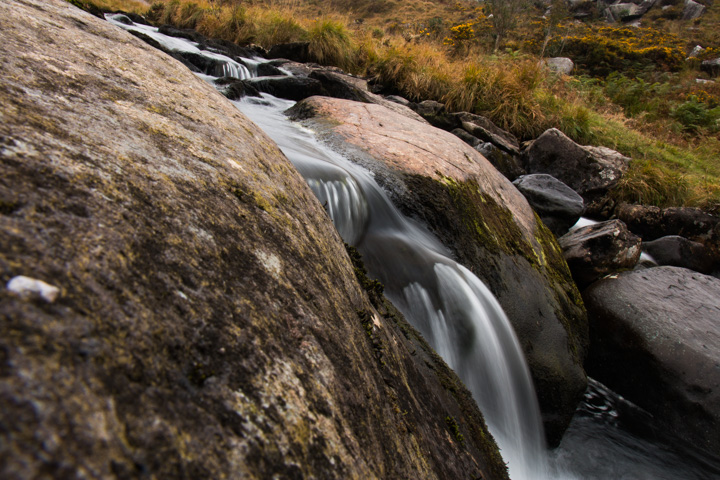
[233,93,550,479]
[104,15,720,479]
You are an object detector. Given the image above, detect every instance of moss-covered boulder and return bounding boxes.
[288,96,589,445]
[0,1,509,478]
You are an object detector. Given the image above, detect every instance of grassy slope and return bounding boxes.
[76,0,720,212]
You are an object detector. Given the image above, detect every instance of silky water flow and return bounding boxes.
[105,15,720,479]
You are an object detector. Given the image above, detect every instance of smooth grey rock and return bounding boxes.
[606,2,639,21]
[584,266,720,456]
[523,128,630,202]
[544,57,574,75]
[513,174,584,236]
[559,219,642,288]
[682,0,706,20]
[643,235,717,273]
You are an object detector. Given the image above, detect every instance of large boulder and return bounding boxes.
[559,220,642,288]
[584,267,720,456]
[523,128,631,202]
[543,57,575,75]
[287,96,589,445]
[513,174,584,236]
[701,57,720,77]
[0,2,510,479]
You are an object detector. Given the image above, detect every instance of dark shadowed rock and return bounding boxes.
[246,75,324,101]
[615,204,720,251]
[455,112,520,155]
[643,235,718,274]
[476,142,526,181]
[513,174,584,236]
[267,42,311,63]
[584,266,720,456]
[385,95,413,107]
[0,2,510,479]
[416,100,446,116]
[288,96,589,446]
[524,128,630,202]
[256,62,284,76]
[265,59,316,76]
[309,69,371,102]
[452,128,482,148]
[701,57,720,77]
[559,220,642,288]
[215,78,261,100]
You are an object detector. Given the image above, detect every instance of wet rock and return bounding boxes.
[559,219,642,288]
[584,266,720,456]
[543,57,574,75]
[245,75,324,101]
[288,96,589,446]
[215,78,261,100]
[524,128,630,202]
[264,59,315,76]
[476,142,526,181]
[0,2,509,479]
[255,62,284,76]
[643,235,717,274]
[513,174,584,236]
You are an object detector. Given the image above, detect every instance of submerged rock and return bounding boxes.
[559,220,642,288]
[288,96,589,445]
[0,1,509,478]
[584,266,720,456]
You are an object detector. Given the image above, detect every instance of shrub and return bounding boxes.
[671,96,720,133]
[308,18,356,70]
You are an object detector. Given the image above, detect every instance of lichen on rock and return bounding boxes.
[0,1,508,478]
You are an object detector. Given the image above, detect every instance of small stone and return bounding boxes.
[7,275,60,303]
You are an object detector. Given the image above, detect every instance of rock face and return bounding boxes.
[559,220,642,288]
[288,96,589,445]
[584,267,720,456]
[0,2,510,479]
[513,174,585,236]
[523,128,630,202]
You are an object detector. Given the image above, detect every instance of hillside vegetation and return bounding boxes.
[71,0,720,212]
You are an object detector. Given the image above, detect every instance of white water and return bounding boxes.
[104,17,720,479]
[235,94,551,480]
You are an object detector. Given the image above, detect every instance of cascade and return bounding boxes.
[106,15,720,479]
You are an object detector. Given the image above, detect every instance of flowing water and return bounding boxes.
[107,15,720,479]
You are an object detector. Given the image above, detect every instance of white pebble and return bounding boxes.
[7,276,60,303]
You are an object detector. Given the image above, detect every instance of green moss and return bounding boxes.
[344,243,384,307]
[445,416,465,445]
[438,173,536,261]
